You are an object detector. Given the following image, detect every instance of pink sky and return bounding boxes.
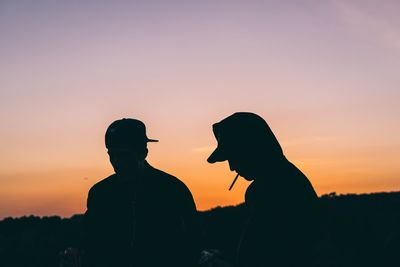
[0,0,399,218]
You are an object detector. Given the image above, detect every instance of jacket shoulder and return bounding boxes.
[147,166,196,209]
[86,174,117,207]
[88,174,116,194]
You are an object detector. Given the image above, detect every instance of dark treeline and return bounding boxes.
[1,191,400,267]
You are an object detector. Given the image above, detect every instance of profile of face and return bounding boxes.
[209,112,283,182]
[107,148,142,176]
[226,150,255,181]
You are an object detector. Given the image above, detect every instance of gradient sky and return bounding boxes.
[1,0,399,219]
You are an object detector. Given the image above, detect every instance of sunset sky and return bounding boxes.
[1,0,399,219]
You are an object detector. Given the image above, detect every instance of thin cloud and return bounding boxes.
[193,136,337,151]
[281,136,338,147]
[333,0,400,51]
[192,146,215,153]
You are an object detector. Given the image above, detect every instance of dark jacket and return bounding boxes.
[236,159,321,267]
[84,161,199,267]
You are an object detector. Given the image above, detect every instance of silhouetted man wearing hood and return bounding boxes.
[207,112,320,267]
[84,118,199,267]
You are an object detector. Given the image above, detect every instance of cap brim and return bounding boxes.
[207,146,226,163]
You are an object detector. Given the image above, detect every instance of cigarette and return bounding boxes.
[229,173,240,191]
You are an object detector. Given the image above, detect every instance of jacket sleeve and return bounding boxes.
[83,187,104,267]
[176,183,202,267]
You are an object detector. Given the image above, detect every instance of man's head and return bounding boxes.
[207,112,283,180]
[105,118,158,175]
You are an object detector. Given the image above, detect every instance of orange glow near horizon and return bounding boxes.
[1,135,398,219]
[1,1,399,219]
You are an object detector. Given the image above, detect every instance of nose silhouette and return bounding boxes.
[229,161,236,172]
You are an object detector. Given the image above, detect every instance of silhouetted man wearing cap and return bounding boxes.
[84,118,199,267]
[207,112,321,267]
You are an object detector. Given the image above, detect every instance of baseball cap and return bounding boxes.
[105,118,158,149]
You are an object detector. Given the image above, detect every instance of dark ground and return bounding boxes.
[1,191,400,267]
